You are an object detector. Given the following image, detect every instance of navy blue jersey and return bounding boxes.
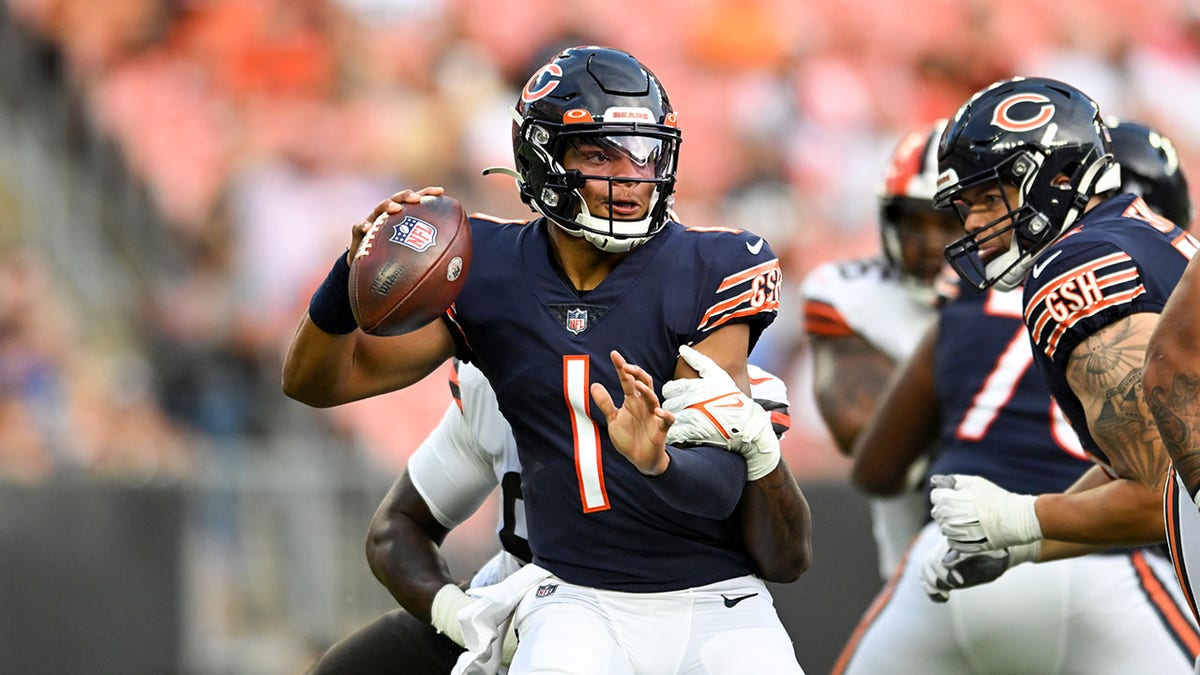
[1021,194,1197,469]
[931,283,1093,497]
[444,216,781,591]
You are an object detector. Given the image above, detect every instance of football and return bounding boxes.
[349,195,472,336]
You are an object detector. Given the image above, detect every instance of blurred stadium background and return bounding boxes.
[1,0,1198,672]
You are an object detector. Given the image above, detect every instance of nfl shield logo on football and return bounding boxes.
[390,216,438,252]
[566,308,588,335]
[535,583,558,598]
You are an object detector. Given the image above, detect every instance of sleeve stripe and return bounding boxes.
[1023,251,1132,322]
[804,301,852,336]
[1042,285,1146,358]
[770,411,792,437]
[1028,265,1142,347]
[806,317,855,337]
[444,304,474,353]
[699,289,756,326]
[699,303,779,333]
[758,399,790,414]
[717,260,780,292]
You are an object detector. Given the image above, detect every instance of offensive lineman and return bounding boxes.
[831,117,1199,672]
[921,77,1199,629]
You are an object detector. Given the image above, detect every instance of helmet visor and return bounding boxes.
[563,134,677,180]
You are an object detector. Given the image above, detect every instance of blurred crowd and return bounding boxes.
[6,0,1200,483]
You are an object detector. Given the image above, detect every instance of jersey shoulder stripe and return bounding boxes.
[717,259,780,292]
[697,258,781,332]
[1023,247,1143,360]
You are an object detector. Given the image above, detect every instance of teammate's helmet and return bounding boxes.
[507,46,681,253]
[1107,118,1193,230]
[877,119,957,300]
[937,77,1121,291]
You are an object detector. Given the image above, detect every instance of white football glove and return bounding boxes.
[919,536,1040,603]
[662,345,780,481]
[929,474,1042,552]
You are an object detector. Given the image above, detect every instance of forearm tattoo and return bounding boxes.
[1068,318,1169,490]
[1147,372,1200,492]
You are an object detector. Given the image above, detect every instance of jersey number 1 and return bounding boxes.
[564,356,611,512]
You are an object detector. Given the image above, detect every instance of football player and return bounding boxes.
[307,360,792,674]
[921,77,1199,618]
[1107,118,1193,231]
[284,46,811,674]
[801,119,961,580]
[832,128,1198,670]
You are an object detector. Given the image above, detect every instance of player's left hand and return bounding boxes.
[919,536,1038,602]
[591,350,674,475]
[662,345,780,481]
[929,474,1042,552]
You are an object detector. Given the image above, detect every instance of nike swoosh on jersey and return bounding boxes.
[746,238,764,255]
[1031,250,1063,278]
[721,592,758,608]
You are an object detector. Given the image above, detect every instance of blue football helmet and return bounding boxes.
[487,46,682,253]
[1107,118,1192,230]
[937,77,1120,291]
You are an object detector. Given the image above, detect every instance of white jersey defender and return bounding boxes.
[408,361,801,674]
[802,257,938,578]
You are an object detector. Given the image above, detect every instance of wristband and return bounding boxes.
[1008,493,1044,546]
[308,252,358,334]
[1007,540,1041,566]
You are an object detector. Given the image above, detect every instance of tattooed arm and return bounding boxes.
[810,333,897,456]
[1033,313,1168,545]
[1145,254,1200,497]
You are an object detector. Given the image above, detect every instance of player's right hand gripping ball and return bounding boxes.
[350,195,472,336]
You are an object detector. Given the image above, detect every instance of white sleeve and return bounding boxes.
[408,401,499,529]
[747,364,789,409]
